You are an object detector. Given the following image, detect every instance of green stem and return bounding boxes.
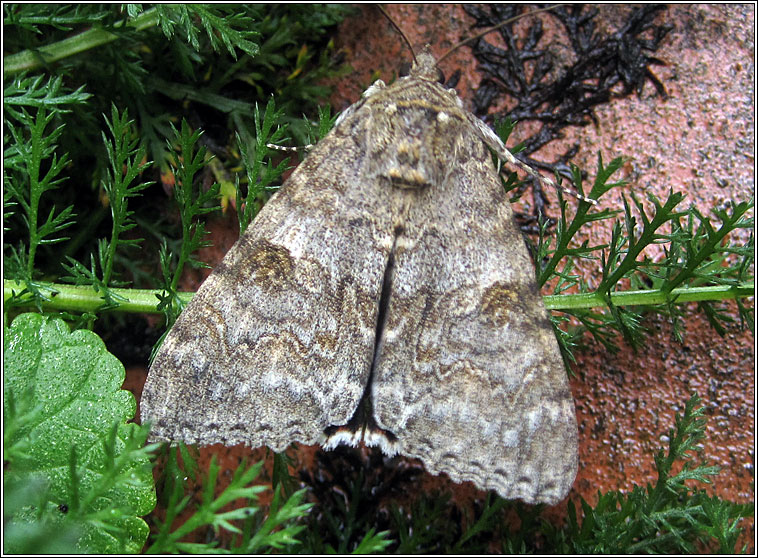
[3,8,161,77]
[26,109,46,276]
[4,280,192,314]
[4,280,753,315]
[171,218,193,293]
[544,284,754,310]
[537,202,593,288]
[102,224,118,288]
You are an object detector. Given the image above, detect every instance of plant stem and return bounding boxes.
[544,284,754,309]
[3,8,161,77]
[4,280,753,315]
[25,108,47,276]
[595,193,685,295]
[4,280,192,314]
[171,218,193,294]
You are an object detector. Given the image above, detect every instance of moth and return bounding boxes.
[141,46,579,505]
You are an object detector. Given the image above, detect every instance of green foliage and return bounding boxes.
[235,99,289,235]
[146,445,312,554]
[387,492,509,553]
[494,123,753,361]
[149,119,223,353]
[164,120,219,284]
[520,150,754,358]
[234,98,337,235]
[553,395,752,554]
[4,73,91,115]
[4,3,352,313]
[60,105,153,312]
[3,4,352,172]
[153,5,261,60]
[294,466,394,554]
[3,75,84,285]
[3,313,156,553]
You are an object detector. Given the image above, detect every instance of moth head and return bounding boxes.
[405,44,445,83]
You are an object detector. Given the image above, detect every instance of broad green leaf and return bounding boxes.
[3,312,156,553]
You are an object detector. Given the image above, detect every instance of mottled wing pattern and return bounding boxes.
[365,70,578,505]
[141,110,394,451]
[142,47,578,505]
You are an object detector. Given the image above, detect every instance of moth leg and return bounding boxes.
[469,114,597,205]
[266,143,314,152]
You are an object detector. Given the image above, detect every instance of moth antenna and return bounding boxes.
[438,4,563,65]
[377,5,417,65]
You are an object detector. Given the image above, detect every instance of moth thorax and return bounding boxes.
[381,137,433,190]
[370,108,458,191]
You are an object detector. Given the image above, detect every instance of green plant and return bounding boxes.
[146,447,311,554]
[544,395,752,554]
[3,313,156,553]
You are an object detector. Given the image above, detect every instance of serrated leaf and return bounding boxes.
[3,313,155,554]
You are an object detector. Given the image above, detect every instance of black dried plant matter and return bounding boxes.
[94,314,162,366]
[298,446,422,552]
[301,446,423,511]
[299,445,512,553]
[464,4,671,212]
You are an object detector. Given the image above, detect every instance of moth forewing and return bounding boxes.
[359,49,577,504]
[141,46,578,506]
[141,112,396,450]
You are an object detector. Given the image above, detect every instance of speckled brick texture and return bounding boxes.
[129,4,754,549]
